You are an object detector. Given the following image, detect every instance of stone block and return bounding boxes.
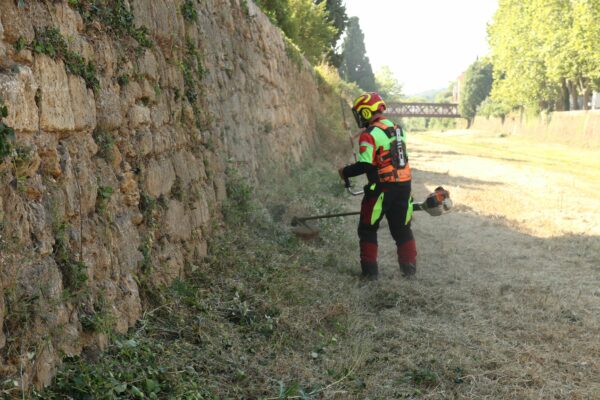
[0,66,39,132]
[114,215,142,273]
[140,50,159,82]
[39,147,62,178]
[34,55,75,133]
[164,199,192,241]
[96,79,122,130]
[127,104,151,129]
[68,75,96,132]
[119,171,140,207]
[143,157,175,197]
[0,0,34,43]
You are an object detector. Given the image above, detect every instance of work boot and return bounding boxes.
[400,263,416,278]
[361,261,379,281]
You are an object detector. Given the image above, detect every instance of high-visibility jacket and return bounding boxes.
[358,119,412,184]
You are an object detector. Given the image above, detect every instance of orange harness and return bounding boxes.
[371,121,412,183]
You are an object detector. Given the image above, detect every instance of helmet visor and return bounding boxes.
[352,109,368,128]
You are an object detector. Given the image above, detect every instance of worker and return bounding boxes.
[338,92,416,280]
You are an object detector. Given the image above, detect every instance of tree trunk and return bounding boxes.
[575,77,592,110]
[568,80,579,110]
[557,78,570,111]
[583,88,591,111]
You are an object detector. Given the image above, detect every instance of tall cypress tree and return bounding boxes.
[314,0,348,66]
[339,17,377,92]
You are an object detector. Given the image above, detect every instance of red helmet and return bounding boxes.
[352,92,386,128]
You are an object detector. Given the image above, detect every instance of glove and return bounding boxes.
[338,166,352,188]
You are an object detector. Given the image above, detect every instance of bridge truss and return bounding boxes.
[386,102,462,118]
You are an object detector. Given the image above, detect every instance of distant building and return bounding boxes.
[453,72,466,103]
[592,92,600,110]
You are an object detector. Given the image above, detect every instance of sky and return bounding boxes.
[343,0,498,95]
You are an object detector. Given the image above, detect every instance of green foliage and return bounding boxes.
[116,73,130,86]
[478,97,512,119]
[80,295,114,333]
[181,38,206,129]
[375,65,403,102]
[92,128,116,161]
[314,0,348,66]
[35,338,188,400]
[339,17,377,91]
[36,162,362,399]
[284,36,304,69]
[30,27,100,91]
[181,0,198,22]
[0,100,16,163]
[140,192,159,228]
[314,63,362,100]
[428,83,459,131]
[255,0,292,33]
[171,176,183,201]
[256,0,340,65]
[53,223,88,295]
[223,168,254,224]
[488,0,600,111]
[405,367,439,387]
[96,185,113,214]
[459,59,493,124]
[14,36,27,52]
[286,0,337,64]
[71,0,153,49]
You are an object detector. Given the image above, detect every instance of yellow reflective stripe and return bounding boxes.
[371,192,385,225]
[405,196,414,225]
[359,142,373,148]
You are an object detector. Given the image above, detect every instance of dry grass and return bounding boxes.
[35,130,600,399]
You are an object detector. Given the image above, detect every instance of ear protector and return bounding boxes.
[361,108,372,120]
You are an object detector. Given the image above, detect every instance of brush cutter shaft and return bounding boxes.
[293,211,360,225]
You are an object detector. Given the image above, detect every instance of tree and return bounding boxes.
[314,0,348,66]
[339,17,377,92]
[286,0,337,64]
[488,0,600,112]
[375,65,403,101]
[459,59,493,125]
[255,0,337,65]
[255,0,292,34]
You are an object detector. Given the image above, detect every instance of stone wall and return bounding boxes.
[472,110,600,148]
[0,0,331,389]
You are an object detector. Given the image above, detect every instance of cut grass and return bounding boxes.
[33,140,600,399]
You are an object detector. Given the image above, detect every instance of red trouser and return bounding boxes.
[358,183,417,266]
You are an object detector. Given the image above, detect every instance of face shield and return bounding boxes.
[352,108,369,128]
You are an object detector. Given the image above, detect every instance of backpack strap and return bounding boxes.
[371,121,396,138]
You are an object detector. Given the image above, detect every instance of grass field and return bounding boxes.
[33,129,600,399]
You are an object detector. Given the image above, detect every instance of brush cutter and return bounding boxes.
[291,180,452,239]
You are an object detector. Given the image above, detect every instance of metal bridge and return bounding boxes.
[386,102,462,118]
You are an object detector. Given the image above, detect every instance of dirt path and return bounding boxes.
[342,130,600,399]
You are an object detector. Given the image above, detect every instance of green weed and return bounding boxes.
[30,27,100,91]
[92,128,116,162]
[53,223,88,296]
[39,163,362,399]
[14,36,27,52]
[116,73,130,86]
[96,185,113,214]
[181,0,198,23]
[80,294,114,334]
[71,0,153,49]
[0,100,16,162]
